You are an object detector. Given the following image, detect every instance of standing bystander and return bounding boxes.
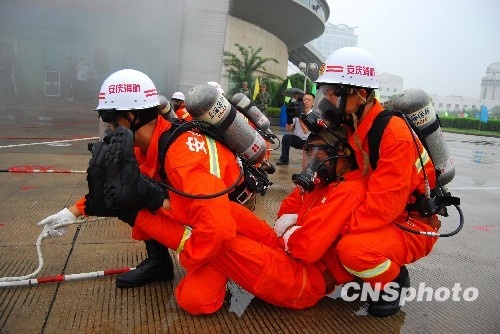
[254,83,271,115]
[239,81,251,99]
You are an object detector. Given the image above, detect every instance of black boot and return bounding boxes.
[104,126,166,211]
[116,239,175,288]
[368,266,410,317]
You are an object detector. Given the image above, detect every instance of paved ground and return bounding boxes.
[0,98,499,333]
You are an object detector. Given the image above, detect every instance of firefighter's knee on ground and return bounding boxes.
[175,283,225,315]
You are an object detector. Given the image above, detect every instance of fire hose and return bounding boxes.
[0,217,135,288]
[0,167,86,174]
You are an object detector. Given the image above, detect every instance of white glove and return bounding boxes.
[273,213,298,237]
[283,225,301,252]
[37,208,77,238]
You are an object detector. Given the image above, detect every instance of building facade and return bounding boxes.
[309,22,358,59]
[480,62,500,101]
[0,0,329,100]
[429,62,500,114]
[377,73,404,103]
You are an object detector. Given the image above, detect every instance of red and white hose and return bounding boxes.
[0,217,134,288]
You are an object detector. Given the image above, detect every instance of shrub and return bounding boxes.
[440,116,500,133]
[267,107,281,118]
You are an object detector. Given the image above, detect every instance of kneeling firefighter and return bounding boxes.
[38,71,273,291]
[39,69,176,288]
[311,47,452,317]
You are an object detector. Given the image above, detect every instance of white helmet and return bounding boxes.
[207,81,224,94]
[172,91,185,101]
[315,47,379,89]
[96,69,160,110]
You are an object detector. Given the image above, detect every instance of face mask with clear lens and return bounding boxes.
[315,85,347,124]
[98,110,118,123]
[293,146,331,193]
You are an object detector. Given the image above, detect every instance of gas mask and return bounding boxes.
[98,109,123,131]
[292,144,335,194]
[314,84,361,128]
[293,140,355,194]
[292,125,353,194]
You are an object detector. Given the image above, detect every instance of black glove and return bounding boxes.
[136,175,167,211]
[86,139,120,217]
[103,126,167,211]
[117,208,140,227]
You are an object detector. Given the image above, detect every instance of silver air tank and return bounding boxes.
[231,93,272,135]
[157,95,178,121]
[185,84,267,165]
[391,89,455,185]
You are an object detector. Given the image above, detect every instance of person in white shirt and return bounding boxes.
[276,93,314,165]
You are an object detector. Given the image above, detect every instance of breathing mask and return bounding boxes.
[292,136,352,194]
[292,143,333,193]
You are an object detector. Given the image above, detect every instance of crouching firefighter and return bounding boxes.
[38,74,272,291]
[38,69,177,288]
[311,47,463,317]
[94,82,273,311]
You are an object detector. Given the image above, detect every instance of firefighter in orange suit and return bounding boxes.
[175,131,366,314]
[171,91,192,121]
[37,71,280,309]
[37,69,252,291]
[314,47,441,317]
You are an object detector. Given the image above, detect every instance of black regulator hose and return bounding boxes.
[154,161,245,199]
[150,120,246,200]
[395,204,464,237]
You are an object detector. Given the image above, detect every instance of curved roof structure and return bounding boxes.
[486,62,500,74]
[230,0,329,79]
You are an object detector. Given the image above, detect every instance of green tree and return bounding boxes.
[223,43,279,97]
[490,105,500,119]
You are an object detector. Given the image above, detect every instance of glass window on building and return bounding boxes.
[447,104,451,109]
[439,103,443,108]
[472,105,476,109]
[455,104,459,109]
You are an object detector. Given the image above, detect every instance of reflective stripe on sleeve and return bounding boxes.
[176,226,192,253]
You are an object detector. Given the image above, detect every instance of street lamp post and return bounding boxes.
[298,62,318,93]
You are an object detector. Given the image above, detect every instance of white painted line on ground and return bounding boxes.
[0,137,98,149]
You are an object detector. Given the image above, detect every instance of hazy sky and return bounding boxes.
[323,0,500,98]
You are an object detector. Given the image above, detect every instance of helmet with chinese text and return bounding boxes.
[315,47,378,89]
[96,69,160,111]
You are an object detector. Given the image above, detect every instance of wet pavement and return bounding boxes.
[0,98,499,333]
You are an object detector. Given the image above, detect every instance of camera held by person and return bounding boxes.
[286,100,304,124]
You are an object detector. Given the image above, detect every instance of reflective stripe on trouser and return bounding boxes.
[335,222,437,286]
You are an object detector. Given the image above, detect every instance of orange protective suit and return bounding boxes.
[333,99,439,286]
[75,116,242,273]
[175,106,192,121]
[177,170,367,314]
